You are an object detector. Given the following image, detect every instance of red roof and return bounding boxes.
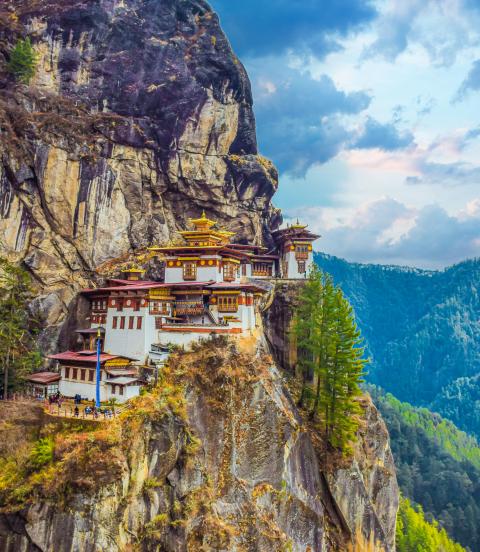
[207,282,266,292]
[26,372,61,384]
[82,281,215,294]
[48,351,136,363]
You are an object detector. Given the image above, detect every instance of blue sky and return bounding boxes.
[210,0,480,269]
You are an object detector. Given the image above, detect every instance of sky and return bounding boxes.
[209,0,480,269]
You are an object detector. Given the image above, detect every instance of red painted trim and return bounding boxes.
[161,326,242,334]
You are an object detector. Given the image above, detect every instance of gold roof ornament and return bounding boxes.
[189,210,217,231]
[290,218,308,230]
[122,265,145,274]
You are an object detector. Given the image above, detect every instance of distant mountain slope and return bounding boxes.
[396,498,466,552]
[315,253,480,437]
[368,386,480,551]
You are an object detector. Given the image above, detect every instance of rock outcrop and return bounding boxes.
[0,0,280,349]
[0,342,398,552]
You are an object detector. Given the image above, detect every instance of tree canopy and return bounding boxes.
[0,257,42,398]
[7,37,37,84]
[396,497,466,552]
[292,266,367,452]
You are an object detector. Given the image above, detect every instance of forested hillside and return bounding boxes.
[396,498,466,552]
[369,386,480,551]
[315,253,480,438]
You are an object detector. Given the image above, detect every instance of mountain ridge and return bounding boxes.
[315,251,480,438]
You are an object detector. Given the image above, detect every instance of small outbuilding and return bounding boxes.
[26,371,61,398]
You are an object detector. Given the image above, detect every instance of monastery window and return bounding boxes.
[295,245,309,260]
[80,369,86,381]
[297,261,306,274]
[137,317,142,330]
[242,264,247,276]
[116,298,123,311]
[113,316,118,329]
[119,386,124,396]
[222,263,236,282]
[65,366,70,379]
[218,295,238,313]
[129,316,135,330]
[72,368,78,380]
[183,262,197,281]
[252,263,272,277]
[120,317,126,330]
[102,300,107,310]
[88,370,94,382]
[133,299,140,311]
[149,301,169,315]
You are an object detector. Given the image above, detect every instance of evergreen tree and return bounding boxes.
[0,257,42,398]
[7,37,37,84]
[396,497,466,552]
[293,267,367,451]
[321,288,365,449]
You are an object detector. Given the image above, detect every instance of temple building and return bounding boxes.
[48,214,319,402]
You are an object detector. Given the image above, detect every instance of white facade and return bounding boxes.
[103,305,150,362]
[280,250,313,279]
[58,365,140,403]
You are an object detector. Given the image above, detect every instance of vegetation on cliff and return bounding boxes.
[0,256,41,399]
[370,386,480,550]
[293,266,367,453]
[6,37,36,83]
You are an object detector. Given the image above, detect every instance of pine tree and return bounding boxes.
[7,37,37,84]
[320,288,366,450]
[293,267,367,452]
[0,257,42,398]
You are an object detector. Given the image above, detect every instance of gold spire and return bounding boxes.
[189,211,217,231]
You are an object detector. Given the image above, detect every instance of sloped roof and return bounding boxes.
[26,372,61,384]
[48,351,137,363]
[105,377,141,386]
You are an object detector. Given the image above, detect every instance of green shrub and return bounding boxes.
[28,437,54,470]
[7,37,37,84]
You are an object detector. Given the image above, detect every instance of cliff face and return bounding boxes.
[0,342,398,552]
[0,0,280,348]
[0,3,400,550]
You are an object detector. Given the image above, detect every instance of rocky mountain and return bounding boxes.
[315,253,480,439]
[0,0,280,350]
[0,339,399,552]
[0,2,401,550]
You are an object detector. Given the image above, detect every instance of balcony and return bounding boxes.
[295,252,309,260]
[174,301,204,315]
[218,305,238,313]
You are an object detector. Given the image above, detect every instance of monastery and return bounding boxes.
[47,213,319,403]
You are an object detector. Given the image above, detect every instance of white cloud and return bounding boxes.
[287,197,480,268]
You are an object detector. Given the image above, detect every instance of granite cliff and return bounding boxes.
[0,340,398,552]
[0,0,280,349]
